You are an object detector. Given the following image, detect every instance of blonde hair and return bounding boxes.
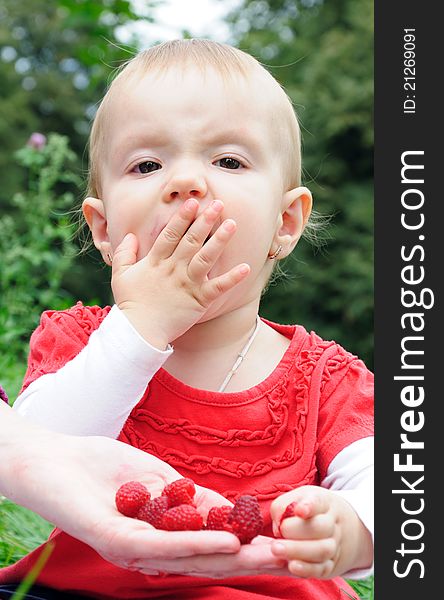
[86,38,301,199]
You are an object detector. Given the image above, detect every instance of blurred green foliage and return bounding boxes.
[0,497,53,568]
[0,134,80,398]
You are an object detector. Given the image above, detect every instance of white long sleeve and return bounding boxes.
[13,305,173,437]
[322,436,374,579]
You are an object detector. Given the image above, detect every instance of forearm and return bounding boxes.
[0,402,24,497]
[13,305,173,437]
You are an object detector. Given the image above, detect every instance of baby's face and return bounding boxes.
[92,66,290,315]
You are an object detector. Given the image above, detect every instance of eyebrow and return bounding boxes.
[201,128,261,147]
[116,127,263,157]
[116,132,170,152]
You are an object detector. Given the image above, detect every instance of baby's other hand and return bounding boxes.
[111,198,250,348]
[270,485,373,579]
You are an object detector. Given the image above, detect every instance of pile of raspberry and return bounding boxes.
[115,478,263,544]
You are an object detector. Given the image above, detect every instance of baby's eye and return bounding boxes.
[214,157,243,170]
[134,160,162,174]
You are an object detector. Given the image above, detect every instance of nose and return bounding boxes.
[162,162,208,203]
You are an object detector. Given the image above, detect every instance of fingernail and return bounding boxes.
[223,219,235,232]
[211,200,223,211]
[239,264,249,275]
[184,198,197,211]
[297,504,311,519]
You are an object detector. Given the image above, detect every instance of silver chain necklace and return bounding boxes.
[217,315,261,393]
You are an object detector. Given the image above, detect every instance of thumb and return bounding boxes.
[194,485,233,514]
[270,486,323,537]
[112,233,138,275]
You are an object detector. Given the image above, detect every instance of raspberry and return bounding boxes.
[206,505,232,530]
[279,500,310,528]
[162,478,196,507]
[280,501,298,523]
[226,495,264,544]
[160,504,204,531]
[115,481,151,517]
[136,496,169,528]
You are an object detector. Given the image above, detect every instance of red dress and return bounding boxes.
[0,304,374,599]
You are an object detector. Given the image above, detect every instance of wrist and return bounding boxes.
[338,497,373,573]
[0,405,58,502]
[118,305,170,350]
[350,519,373,571]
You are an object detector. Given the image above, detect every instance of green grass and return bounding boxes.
[347,576,374,600]
[0,355,26,405]
[0,497,53,568]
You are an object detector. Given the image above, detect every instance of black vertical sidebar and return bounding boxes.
[375,1,442,596]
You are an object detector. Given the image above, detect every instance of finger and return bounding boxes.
[279,513,335,540]
[187,219,237,281]
[270,487,330,535]
[100,522,240,560]
[201,263,250,303]
[111,233,138,275]
[139,565,291,579]
[137,544,288,576]
[293,489,331,519]
[194,489,233,515]
[145,529,240,558]
[149,198,199,259]
[271,538,337,564]
[172,199,224,261]
[140,564,292,579]
[250,535,278,546]
[287,558,336,579]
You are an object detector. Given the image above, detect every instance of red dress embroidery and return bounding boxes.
[1,303,373,599]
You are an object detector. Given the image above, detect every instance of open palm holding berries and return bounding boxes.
[116,478,264,544]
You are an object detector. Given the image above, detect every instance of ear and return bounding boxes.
[82,197,112,265]
[274,186,313,257]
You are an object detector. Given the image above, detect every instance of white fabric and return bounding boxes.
[13,305,173,437]
[14,305,373,577]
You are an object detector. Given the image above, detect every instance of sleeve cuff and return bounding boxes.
[103,305,174,374]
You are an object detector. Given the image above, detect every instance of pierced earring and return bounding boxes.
[268,245,282,260]
[107,253,113,264]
